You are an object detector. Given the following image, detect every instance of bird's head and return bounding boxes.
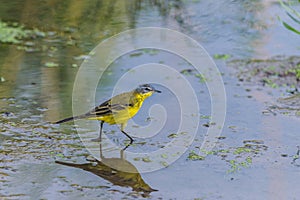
[135,84,161,98]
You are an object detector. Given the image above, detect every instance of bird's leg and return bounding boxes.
[99,121,104,159]
[120,123,134,150]
[121,130,134,144]
[91,121,104,142]
[99,121,104,139]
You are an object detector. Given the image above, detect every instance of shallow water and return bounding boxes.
[1,0,300,199]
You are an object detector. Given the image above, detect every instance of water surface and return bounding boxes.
[1,0,300,199]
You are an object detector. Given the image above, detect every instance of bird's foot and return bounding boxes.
[122,139,134,151]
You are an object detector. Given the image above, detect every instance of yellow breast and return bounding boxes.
[87,91,147,125]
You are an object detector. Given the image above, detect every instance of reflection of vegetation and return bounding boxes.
[0,76,5,82]
[0,20,45,44]
[126,0,188,28]
[44,62,59,68]
[0,20,30,43]
[279,0,300,35]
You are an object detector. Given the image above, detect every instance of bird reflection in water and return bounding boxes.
[55,143,157,196]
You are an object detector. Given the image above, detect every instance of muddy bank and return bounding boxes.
[228,55,300,116]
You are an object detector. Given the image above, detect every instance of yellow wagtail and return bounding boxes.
[55,84,161,146]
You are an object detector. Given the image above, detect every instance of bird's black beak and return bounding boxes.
[154,89,161,93]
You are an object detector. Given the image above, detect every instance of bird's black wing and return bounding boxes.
[86,99,129,117]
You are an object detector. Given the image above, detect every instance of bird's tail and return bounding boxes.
[55,114,87,124]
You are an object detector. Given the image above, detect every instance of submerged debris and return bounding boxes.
[187,150,205,161]
[291,146,300,167]
[266,93,300,117]
[188,139,268,173]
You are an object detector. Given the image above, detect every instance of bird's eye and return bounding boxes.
[144,87,152,92]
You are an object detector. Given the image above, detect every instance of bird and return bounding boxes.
[55,84,161,148]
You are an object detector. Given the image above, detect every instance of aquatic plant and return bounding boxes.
[279,0,300,35]
[0,21,28,43]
